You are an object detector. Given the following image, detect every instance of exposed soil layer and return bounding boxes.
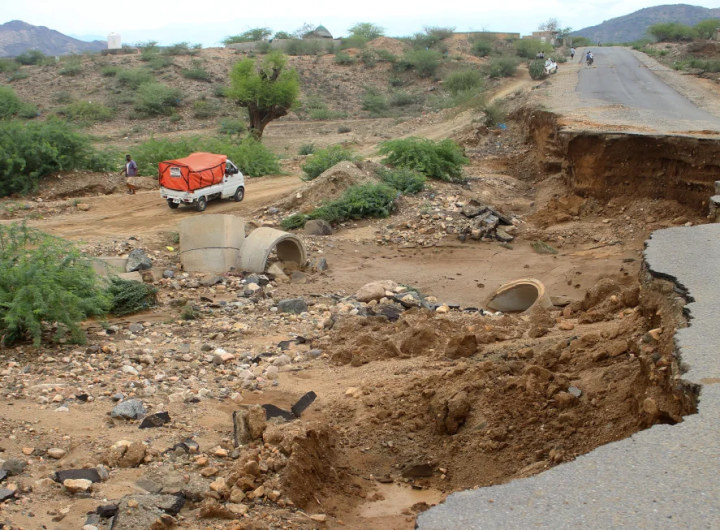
[517,108,720,212]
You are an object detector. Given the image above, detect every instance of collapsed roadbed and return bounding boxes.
[417,224,719,529]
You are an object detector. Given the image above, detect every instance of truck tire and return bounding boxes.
[195,196,207,212]
[233,186,245,202]
[167,199,179,209]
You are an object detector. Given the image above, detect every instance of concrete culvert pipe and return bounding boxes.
[238,227,307,273]
[484,278,553,313]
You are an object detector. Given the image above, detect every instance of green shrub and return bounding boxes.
[145,55,174,70]
[181,305,199,320]
[378,137,468,182]
[281,183,398,228]
[389,90,417,107]
[376,50,398,63]
[648,22,696,42]
[117,68,154,89]
[341,35,369,50]
[132,135,280,177]
[571,37,591,47]
[15,50,46,66]
[695,19,720,40]
[0,118,114,196]
[334,51,356,65]
[388,77,405,87]
[402,49,442,78]
[52,91,74,104]
[214,85,228,98]
[553,54,568,63]
[299,142,316,155]
[338,126,351,134]
[223,28,272,45]
[471,40,493,57]
[349,22,385,41]
[529,59,548,80]
[284,39,324,56]
[308,108,347,120]
[101,65,120,77]
[134,83,182,116]
[301,144,358,180]
[680,58,720,72]
[192,99,220,118]
[0,59,18,73]
[378,167,426,194]
[487,57,519,78]
[514,39,553,59]
[444,69,483,95]
[107,276,157,316]
[0,224,111,346]
[360,49,378,67]
[162,42,201,56]
[256,42,272,54]
[0,86,37,120]
[482,101,507,127]
[60,101,115,123]
[362,89,388,114]
[219,118,247,136]
[183,60,210,80]
[8,71,30,82]
[59,58,83,76]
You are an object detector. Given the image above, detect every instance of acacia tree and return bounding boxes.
[227,51,300,138]
[349,22,385,41]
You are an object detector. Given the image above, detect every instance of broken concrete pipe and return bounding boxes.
[484,278,552,313]
[237,227,307,274]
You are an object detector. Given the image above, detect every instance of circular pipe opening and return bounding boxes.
[485,278,551,313]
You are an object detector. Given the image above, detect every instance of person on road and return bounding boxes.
[570,47,575,59]
[120,154,138,195]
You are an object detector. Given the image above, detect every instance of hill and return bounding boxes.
[0,20,106,57]
[573,4,720,43]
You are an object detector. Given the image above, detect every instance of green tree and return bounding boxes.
[648,23,695,42]
[348,22,385,41]
[223,27,273,45]
[274,31,292,40]
[695,19,720,40]
[227,51,301,138]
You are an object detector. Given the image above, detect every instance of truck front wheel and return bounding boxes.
[167,200,179,209]
[195,196,207,212]
[233,186,245,202]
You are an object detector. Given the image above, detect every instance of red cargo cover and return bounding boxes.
[158,152,227,192]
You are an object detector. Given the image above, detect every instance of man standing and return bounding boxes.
[120,154,138,195]
[570,47,575,60]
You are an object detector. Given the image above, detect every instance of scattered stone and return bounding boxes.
[0,488,15,502]
[201,274,223,287]
[2,458,27,476]
[312,257,329,273]
[213,348,235,364]
[96,504,119,518]
[445,334,478,359]
[139,411,171,429]
[64,478,93,494]
[21,447,34,456]
[111,399,146,420]
[198,499,237,520]
[126,249,153,272]
[356,280,397,303]
[568,386,582,398]
[277,298,308,314]
[304,219,333,236]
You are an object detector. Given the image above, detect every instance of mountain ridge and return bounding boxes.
[573,4,720,43]
[0,20,106,57]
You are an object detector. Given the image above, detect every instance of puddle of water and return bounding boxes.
[358,483,444,518]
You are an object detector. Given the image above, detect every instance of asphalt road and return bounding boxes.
[576,47,720,124]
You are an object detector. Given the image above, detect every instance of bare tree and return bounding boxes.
[538,18,560,32]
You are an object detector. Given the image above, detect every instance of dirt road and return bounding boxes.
[26,175,301,242]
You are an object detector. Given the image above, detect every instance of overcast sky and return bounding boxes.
[5,0,720,45]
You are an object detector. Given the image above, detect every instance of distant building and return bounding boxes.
[452,31,520,41]
[523,30,560,45]
[304,25,333,40]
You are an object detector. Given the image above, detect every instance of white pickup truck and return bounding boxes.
[159,153,244,212]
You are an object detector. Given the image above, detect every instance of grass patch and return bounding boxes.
[59,101,115,123]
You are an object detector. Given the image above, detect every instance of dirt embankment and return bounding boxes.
[515,107,720,212]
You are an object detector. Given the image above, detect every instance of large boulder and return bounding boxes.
[355,280,398,303]
[126,249,152,273]
[111,399,146,420]
[304,219,333,236]
[277,298,308,314]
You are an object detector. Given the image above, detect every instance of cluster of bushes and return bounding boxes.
[0,86,37,119]
[648,19,720,42]
[0,118,114,196]
[673,58,720,73]
[192,99,222,118]
[131,135,280,177]
[182,60,211,80]
[58,100,115,123]
[284,39,334,56]
[301,144,358,179]
[529,59,548,80]
[301,95,347,120]
[395,49,443,78]
[114,68,181,117]
[0,224,158,346]
[378,137,469,182]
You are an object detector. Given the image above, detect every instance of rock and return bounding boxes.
[163,270,174,279]
[111,399,146,420]
[139,411,171,429]
[558,321,575,331]
[291,391,317,417]
[265,365,279,380]
[267,262,289,280]
[55,469,102,483]
[126,249,152,272]
[2,458,27,476]
[643,397,659,416]
[226,503,248,515]
[277,298,307,314]
[445,391,471,435]
[495,228,514,242]
[312,257,329,273]
[462,200,488,218]
[568,386,582,398]
[263,424,285,445]
[96,504,119,518]
[311,514,328,522]
[213,349,235,364]
[64,478,93,493]
[122,365,139,376]
[119,441,146,468]
[244,460,260,476]
[291,271,306,283]
[0,470,6,482]
[0,488,15,502]
[273,354,291,367]
[396,291,421,308]
[114,494,185,528]
[247,405,267,439]
[648,328,663,341]
[229,487,246,503]
[345,387,362,398]
[304,219,333,236]
[555,392,579,409]
[233,405,267,446]
[402,463,435,478]
[198,499,237,519]
[445,334,478,359]
[76,203,90,211]
[356,280,397,303]
[128,322,144,334]
[201,274,223,287]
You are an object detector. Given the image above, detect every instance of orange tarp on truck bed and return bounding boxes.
[158,152,227,192]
